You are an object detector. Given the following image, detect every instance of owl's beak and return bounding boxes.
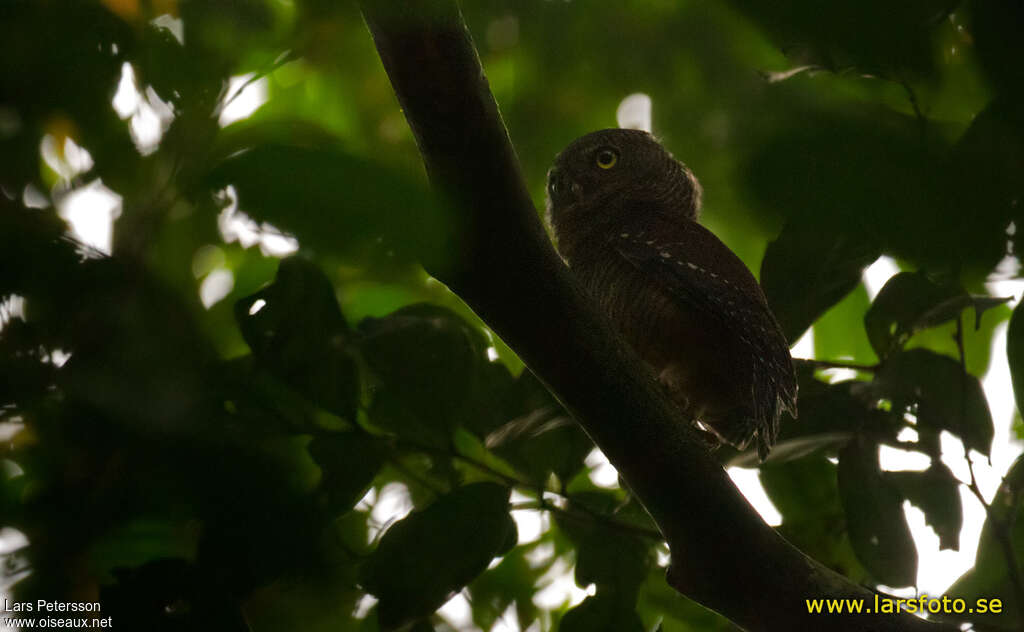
[546,166,580,208]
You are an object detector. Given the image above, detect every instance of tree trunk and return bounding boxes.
[358,2,956,630]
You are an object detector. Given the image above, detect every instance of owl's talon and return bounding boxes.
[693,421,722,451]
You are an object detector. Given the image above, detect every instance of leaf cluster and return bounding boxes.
[2,1,1024,631]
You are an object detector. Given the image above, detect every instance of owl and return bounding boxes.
[546,128,797,459]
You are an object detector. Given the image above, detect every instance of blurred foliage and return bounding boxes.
[1,0,1024,631]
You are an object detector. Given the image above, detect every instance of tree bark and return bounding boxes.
[358,2,956,630]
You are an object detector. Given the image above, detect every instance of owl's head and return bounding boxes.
[546,129,702,244]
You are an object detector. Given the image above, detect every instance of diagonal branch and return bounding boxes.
[357,2,956,630]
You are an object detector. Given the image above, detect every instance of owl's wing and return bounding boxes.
[612,216,797,453]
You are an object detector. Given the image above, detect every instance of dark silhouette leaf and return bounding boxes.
[486,370,592,485]
[555,491,654,598]
[560,594,644,632]
[308,432,387,516]
[235,256,359,420]
[359,303,489,445]
[760,456,870,585]
[206,142,452,271]
[468,546,548,631]
[360,482,513,630]
[1008,300,1024,421]
[813,283,876,367]
[760,223,879,344]
[885,463,962,551]
[874,349,994,456]
[727,0,952,78]
[948,453,1024,628]
[864,271,1010,358]
[837,440,917,587]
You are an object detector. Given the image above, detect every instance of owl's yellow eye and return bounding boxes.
[595,148,618,169]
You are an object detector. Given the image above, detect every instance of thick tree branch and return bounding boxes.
[358,2,956,630]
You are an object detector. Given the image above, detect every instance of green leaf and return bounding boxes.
[873,349,994,456]
[885,463,962,551]
[760,222,879,343]
[813,283,876,366]
[460,359,523,440]
[101,559,249,632]
[555,491,654,598]
[359,303,489,446]
[87,518,197,583]
[237,554,364,632]
[636,567,735,632]
[194,433,327,588]
[1008,300,1024,420]
[487,371,593,485]
[759,456,867,584]
[451,427,521,485]
[948,97,1024,269]
[732,432,852,468]
[906,303,1009,379]
[0,204,77,302]
[560,594,645,632]
[360,482,514,630]
[308,432,387,516]
[971,2,1024,101]
[136,23,226,111]
[0,318,57,411]
[863,271,1010,359]
[574,532,651,598]
[744,100,1003,276]
[728,1,952,78]
[865,272,957,358]
[235,256,359,420]
[948,453,1024,628]
[205,142,452,272]
[837,440,917,587]
[469,545,550,631]
[0,3,131,153]
[760,456,838,522]
[56,259,218,437]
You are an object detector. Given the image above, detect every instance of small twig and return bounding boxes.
[385,454,446,497]
[800,358,879,373]
[954,315,985,505]
[391,436,664,541]
[898,77,927,145]
[954,315,968,434]
[343,409,536,498]
[219,50,296,111]
[396,436,528,489]
[511,499,663,541]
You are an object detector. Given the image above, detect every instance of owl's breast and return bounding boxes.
[569,249,742,405]
[573,252,674,362]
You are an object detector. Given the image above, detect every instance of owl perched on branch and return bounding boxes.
[546,128,797,459]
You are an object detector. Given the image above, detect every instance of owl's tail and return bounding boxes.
[701,410,761,459]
